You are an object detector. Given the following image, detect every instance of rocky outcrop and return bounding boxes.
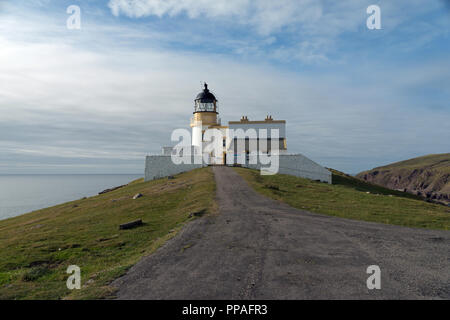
[133,193,143,199]
[99,185,126,195]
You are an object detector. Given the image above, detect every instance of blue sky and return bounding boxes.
[0,0,449,174]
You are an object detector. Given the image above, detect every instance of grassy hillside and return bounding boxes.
[234,167,450,230]
[362,153,450,172]
[357,153,450,203]
[0,167,216,300]
[330,168,423,200]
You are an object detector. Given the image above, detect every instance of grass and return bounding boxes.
[329,168,422,200]
[0,167,216,300]
[234,167,450,230]
[361,153,450,173]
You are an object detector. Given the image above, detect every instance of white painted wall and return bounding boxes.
[144,153,331,183]
[144,155,205,181]
[192,126,202,147]
[242,154,332,184]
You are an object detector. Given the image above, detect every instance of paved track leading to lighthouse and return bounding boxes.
[113,166,450,299]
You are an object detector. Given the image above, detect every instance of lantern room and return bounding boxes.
[194,83,218,113]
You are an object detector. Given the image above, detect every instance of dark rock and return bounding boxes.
[99,185,126,195]
[119,219,143,230]
[189,209,207,218]
[264,184,279,190]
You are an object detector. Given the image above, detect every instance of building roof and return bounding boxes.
[195,83,217,103]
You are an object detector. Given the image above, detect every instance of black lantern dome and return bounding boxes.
[194,83,218,113]
[196,83,217,102]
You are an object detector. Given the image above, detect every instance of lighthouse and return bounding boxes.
[146,83,331,183]
[190,83,219,148]
[190,83,227,164]
[189,83,287,165]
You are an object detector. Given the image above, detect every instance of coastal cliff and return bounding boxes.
[357,154,450,205]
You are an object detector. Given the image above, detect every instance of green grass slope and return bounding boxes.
[363,153,450,172]
[0,167,216,300]
[357,154,450,203]
[234,167,450,230]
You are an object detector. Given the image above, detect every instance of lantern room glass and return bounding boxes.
[195,101,217,113]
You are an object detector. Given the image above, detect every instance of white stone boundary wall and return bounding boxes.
[145,154,331,184]
[244,154,332,184]
[145,155,205,181]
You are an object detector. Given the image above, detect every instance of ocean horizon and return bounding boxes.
[0,174,142,221]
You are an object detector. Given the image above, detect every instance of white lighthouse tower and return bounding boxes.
[190,83,221,163]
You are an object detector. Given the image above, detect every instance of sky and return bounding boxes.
[0,0,449,174]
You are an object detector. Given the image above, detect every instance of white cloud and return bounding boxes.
[105,0,447,64]
[107,0,325,35]
[108,0,247,18]
[106,0,443,35]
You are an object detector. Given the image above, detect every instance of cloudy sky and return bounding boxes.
[0,0,449,174]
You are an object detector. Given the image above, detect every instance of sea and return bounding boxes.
[0,174,142,221]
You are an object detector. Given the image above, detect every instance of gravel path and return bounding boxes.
[113,166,449,299]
